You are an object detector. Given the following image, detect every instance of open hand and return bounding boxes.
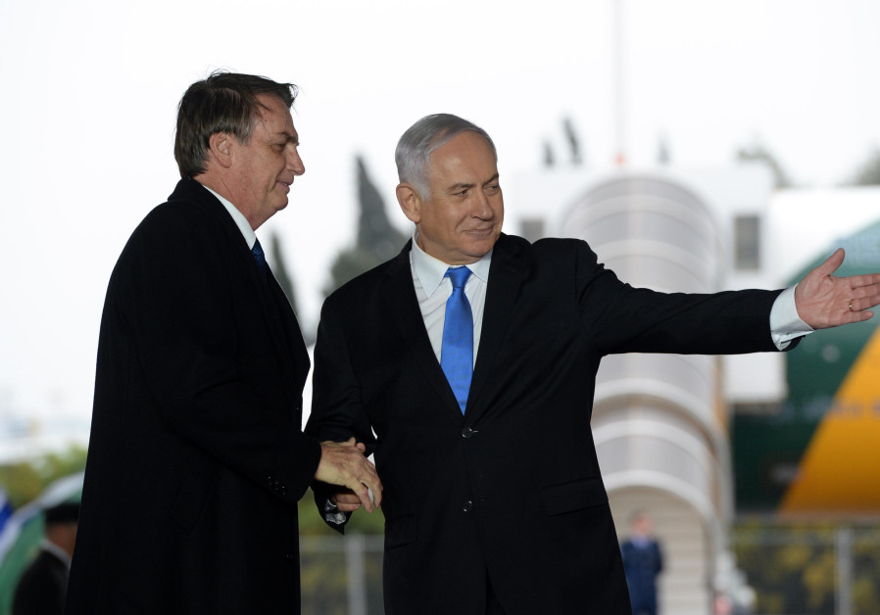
[795,248,880,329]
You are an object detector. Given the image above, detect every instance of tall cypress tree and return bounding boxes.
[269,231,298,314]
[562,117,583,166]
[268,231,315,344]
[325,155,407,295]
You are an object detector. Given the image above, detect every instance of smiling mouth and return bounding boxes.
[464,227,495,236]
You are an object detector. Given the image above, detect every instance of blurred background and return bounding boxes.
[1,0,879,613]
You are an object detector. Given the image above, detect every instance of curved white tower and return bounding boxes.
[561,172,729,615]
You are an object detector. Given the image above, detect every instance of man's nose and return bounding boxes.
[287,148,305,176]
[473,189,493,218]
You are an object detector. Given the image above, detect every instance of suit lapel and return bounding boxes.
[233,230,309,410]
[224,220,296,375]
[177,180,307,400]
[466,235,528,419]
[384,243,463,416]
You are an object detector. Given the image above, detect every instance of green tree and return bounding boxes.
[849,148,880,185]
[325,156,406,295]
[0,445,87,508]
[562,116,583,165]
[733,522,880,614]
[657,134,671,166]
[542,141,555,168]
[269,231,298,314]
[267,231,314,343]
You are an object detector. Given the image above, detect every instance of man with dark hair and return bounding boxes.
[66,71,381,614]
[307,113,880,614]
[12,503,79,615]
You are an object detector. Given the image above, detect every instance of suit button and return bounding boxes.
[461,426,478,439]
[462,499,473,512]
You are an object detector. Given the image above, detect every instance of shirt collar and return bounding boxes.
[410,232,493,297]
[201,184,257,249]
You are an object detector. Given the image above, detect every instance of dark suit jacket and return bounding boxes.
[66,179,321,614]
[307,234,791,615]
[12,549,68,615]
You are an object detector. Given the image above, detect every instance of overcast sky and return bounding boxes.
[2,0,879,434]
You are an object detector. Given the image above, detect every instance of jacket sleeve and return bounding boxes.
[305,292,378,531]
[571,240,797,356]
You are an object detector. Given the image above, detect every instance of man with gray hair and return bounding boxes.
[307,113,880,614]
[66,71,381,614]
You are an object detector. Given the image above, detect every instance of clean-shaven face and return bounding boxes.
[228,93,305,229]
[414,131,503,265]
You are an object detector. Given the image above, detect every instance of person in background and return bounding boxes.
[12,502,79,615]
[621,511,664,615]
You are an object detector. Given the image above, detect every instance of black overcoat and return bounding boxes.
[66,179,320,614]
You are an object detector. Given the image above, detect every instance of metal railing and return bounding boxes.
[300,534,385,615]
[301,526,880,615]
[731,525,880,615]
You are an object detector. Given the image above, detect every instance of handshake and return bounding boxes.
[315,437,382,513]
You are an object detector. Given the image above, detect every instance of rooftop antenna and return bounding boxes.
[613,0,628,167]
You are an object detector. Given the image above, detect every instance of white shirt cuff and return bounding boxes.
[769,285,814,350]
[323,498,347,525]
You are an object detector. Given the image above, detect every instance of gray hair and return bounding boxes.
[395,113,497,197]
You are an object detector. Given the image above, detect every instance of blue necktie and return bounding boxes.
[251,238,268,275]
[441,267,473,414]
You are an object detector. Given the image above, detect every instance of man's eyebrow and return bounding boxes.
[274,131,299,144]
[482,173,500,185]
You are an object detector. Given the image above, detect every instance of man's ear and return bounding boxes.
[396,183,422,223]
[207,132,235,169]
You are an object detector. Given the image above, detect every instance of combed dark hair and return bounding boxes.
[44,502,80,525]
[174,71,298,179]
[395,113,496,197]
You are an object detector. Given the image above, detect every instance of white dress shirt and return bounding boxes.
[202,185,257,249]
[408,234,813,357]
[409,237,492,365]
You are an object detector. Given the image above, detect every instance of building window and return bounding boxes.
[734,215,761,270]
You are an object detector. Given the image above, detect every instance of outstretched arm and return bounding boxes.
[795,249,880,329]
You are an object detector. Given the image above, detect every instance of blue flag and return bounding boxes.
[0,489,11,535]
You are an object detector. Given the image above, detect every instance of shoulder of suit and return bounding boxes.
[323,241,412,304]
[528,235,589,252]
[131,179,226,242]
[324,254,403,309]
[18,550,65,581]
[323,236,599,306]
[502,234,594,263]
